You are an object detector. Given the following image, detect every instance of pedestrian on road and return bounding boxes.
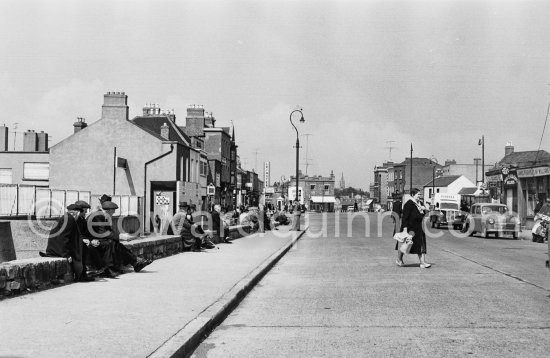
[396,188,432,268]
[391,198,402,237]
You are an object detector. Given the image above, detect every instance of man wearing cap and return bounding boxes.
[74,200,106,276]
[88,201,152,276]
[169,201,188,235]
[40,204,91,281]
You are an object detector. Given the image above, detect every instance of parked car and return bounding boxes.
[466,203,520,239]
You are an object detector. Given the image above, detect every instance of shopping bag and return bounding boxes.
[393,228,411,243]
[399,240,413,254]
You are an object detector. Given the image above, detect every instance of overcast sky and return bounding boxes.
[2,0,549,189]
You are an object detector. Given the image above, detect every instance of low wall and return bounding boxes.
[0,223,257,298]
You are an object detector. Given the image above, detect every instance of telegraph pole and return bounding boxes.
[410,143,413,193]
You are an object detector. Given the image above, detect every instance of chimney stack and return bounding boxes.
[186,105,205,136]
[23,130,38,152]
[505,141,514,156]
[160,123,169,140]
[102,91,129,121]
[0,125,8,151]
[37,131,49,151]
[73,117,88,134]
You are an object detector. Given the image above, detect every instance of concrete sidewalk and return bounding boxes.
[0,227,307,358]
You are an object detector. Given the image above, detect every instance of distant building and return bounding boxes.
[390,158,442,198]
[289,170,336,212]
[339,172,345,189]
[422,175,476,203]
[441,159,493,186]
[0,125,49,186]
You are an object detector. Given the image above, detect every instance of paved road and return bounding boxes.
[192,212,550,357]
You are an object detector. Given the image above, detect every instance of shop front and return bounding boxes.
[487,166,550,223]
[517,166,550,218]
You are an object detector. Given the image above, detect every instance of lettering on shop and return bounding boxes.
[517,166,550,178]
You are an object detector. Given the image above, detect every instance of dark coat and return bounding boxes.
[400,199,427,255]
[42,213,85,280]
[86,211,136,268]
[180,214,200,249]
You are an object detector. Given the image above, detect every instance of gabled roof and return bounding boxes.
[423,175,461,187]
[497,150,550,168]
[132,116,190,146]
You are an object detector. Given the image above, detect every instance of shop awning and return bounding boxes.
[311,196,336,203]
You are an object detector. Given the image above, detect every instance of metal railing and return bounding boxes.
[0,184,141,218]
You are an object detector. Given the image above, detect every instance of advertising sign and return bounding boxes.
[517,166,550,178]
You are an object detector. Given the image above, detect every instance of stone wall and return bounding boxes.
[1,224,255,298]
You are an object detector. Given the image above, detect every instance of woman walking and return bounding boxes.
[396,188,431,268]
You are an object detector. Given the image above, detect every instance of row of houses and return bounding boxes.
[371,143,550,224]
[0,91,264,231]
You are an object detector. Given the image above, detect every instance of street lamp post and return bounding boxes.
[290,109,305,230]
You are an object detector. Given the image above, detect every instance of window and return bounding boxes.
[310,184,316,190]
[23,163,49,181]
[324,184,329,190]
[0,168,12,184]
[200,161,208,176]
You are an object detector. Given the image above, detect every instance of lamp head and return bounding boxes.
[299,114,305,123]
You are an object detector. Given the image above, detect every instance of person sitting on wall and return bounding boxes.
[190,204,216,249]
[180,203,215,251]
[88,201,152,277]
[40,203,93,282]
[94,194,112,213]
[168,201,188,235]
[74,200,107,277]
[211,204,232,244]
